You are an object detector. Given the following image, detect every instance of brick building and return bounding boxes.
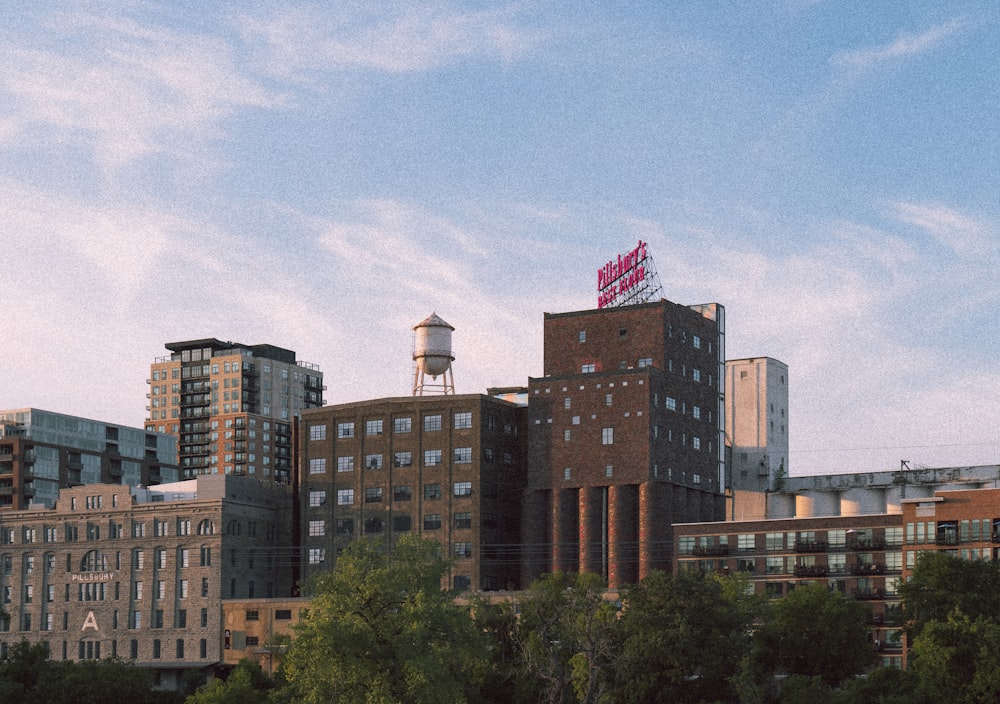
[674,513,905,667]
[523,299,727,587]
[298,394,527,592]
[0,408,178,511]
[0,475,293,689]
[221,597,309,674]
[146,339,325,481]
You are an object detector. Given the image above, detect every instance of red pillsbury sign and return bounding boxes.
[597,240,653,308]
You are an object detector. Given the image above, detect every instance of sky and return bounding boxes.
[2,1,999,476]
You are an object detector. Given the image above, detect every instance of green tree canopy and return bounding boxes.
[897,551,1000,640]
[278,535,488,704]
[610,569,762,704]
[752,583,876,688]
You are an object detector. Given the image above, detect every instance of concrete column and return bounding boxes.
[579,486,606,577]
[552,488,579,574]
[608,484,638,588]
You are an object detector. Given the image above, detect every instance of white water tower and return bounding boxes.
[412,313,455,395]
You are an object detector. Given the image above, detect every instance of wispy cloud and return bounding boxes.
[889,201,996,259]
[831,18,967,69]
[0,10,279,172]
[237,2,546,78]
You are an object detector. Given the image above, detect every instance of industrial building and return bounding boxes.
[0,475,293,688]
[522,298,727,588]
[298,393,527,592]
[0,408,178,511]
[146,339,325,481]
[674,514,905,668]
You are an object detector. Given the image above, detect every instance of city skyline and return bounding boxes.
[2,2,998,476]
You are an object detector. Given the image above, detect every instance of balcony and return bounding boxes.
[693,545,730,557]
[849,539,885,551]
[854,589,885,601]
[795,540,829,553]
[851,563,885,576]
[793,565,827,578]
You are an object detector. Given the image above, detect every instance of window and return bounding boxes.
[179,548,189,568]
[309,490,327,507]
[454,447,472,464]
[337,456,355,472]
[337,422,355,438]
[454,542,472,558]
[638,357,652,368]
[424,449,442,466]
[581,363,595,373]
[275,609,292,620]
[563,397,571,409]
[424,415,442,432]
[394,451,412,467]
[454,412,472,429]
[601,427,614,445]
[337,489,354,506]
[365,454,383,470]
[309,548,325,565]
[563,467,571,480]
[692,335,701,349]
[309,458,327,474]
[605,394,612,406]
[692,406,701,419]
[692,369,701,382]
[666,397,677,411]
[308,424,326,441]
[364,518,383,534]
[578,330,586,343]
[423,514,442,530]
[394,417,412,434]
[424,483,442,500]
[394,485,412,502]
[737,534,755,551]
[453,481,472,497]
[393,515,412,531]
[200,547,211,567]
[563,429,571,442]
[366,419,383,436]
[692,437,701,450]
[308,520,325,537]
[336,519,354,535]
[179,580,188,598]
[365,487,383,504]
[454,512,472,529]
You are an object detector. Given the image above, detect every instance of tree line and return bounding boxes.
[3,536,1000,703]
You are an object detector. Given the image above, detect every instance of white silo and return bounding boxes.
[412,313,456,396]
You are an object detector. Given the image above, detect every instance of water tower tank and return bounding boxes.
[412,313,456,395]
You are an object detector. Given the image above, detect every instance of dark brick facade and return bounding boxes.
[524,300,726,588]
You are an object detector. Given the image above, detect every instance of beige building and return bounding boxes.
[146,339,325,481]
[0,475,293,689]
[725,358,789,520]
[0,408,178,511]
[221,597,309,674]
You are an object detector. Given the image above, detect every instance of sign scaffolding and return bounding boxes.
[596,239,664,309]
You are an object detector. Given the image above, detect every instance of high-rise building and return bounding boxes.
[146,339,325,481]
[522,299,727,588]
[0,409,178,511]
[298,394,527,592]
[726,357,789,520]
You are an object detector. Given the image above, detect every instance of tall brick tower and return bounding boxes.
[522,298,726,587]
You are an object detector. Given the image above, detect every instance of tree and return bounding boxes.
[515,571,617,704]
[609,569,761,704]
[907,610,1000,704]
[898,551,1000,640]
[277,535,488,704]
[752,583,876,688]
[184,660,273,704]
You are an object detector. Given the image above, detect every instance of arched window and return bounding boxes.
[197,519,215,536]
[80,550,107,572]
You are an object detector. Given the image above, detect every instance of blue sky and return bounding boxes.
[2,1,998,475]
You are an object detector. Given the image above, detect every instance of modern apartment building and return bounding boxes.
[726,357,789,520]
[0,475,293,689]
[298,394,527,592]
[146,339,325,481]
[522,299,727,588]
[674,513,905,668]
[0,408,178,511]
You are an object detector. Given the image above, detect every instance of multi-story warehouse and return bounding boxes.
[900,487,1000,575]
[726,357,789,520]
[522,299,727,588]
[0,475,293,689]
[674,514,905,668]
[298,394,527,592]
[0,408,178,511]
[146,339,325,481]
